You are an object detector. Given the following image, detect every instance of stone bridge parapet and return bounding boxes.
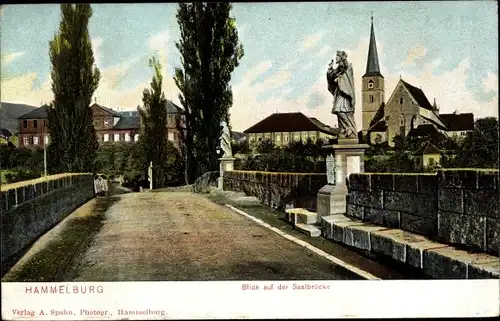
[347,169,499,256]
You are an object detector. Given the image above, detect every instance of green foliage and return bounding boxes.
[138,56,169,188]
[94,141,184,188]
[455,117,499,168]
[174,2,244,183]
[366,117,499,172]
[47,4,100,173]
[236,138,328,173]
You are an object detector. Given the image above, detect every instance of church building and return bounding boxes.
[361,16,474,147]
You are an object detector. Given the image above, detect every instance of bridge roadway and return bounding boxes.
[3,186,408,282]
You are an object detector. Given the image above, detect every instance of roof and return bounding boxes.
[114,116,140,130]
[439,113,474,131]
[17,105,50,119]
[0,128,12,139]
[243,112,340,135]
[363,18,383,78]
[408,124,439,137]
[91,103,122,117]
[415,141,441,155]
[400,80,433,110]
[166,100,183,114]
[368,120,387,132]
[369,102,385,128]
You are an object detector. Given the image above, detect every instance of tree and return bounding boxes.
[457,117,499,168]
[174,2,244,183]
[47,4,100,173]
[138,56,169,188]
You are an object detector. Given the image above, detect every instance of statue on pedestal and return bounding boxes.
[327,51,357,139]
[219,120,233,158]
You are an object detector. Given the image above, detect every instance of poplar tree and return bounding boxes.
[47,4,100,173]
[138,56,168,188]
[174,2,244,183]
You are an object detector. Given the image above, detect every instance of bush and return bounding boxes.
[235,150,325,173]
[4,168,41,184]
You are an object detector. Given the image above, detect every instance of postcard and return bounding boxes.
[1,2,499,319]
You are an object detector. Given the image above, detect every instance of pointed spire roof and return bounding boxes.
[363,14,383,78]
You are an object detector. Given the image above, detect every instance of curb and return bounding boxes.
[321,214,500,279]
[225,204,381,280]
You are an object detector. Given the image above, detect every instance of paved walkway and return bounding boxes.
[4,191,360,281]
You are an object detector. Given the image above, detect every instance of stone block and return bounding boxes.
[400,213,437,238]
[438,170,477,189]
[24,184,35,202]
[321,214,354,239]
[406,241,448,270]
[346,204,364,219]
[0,191,6,212]
[438,188,463,213]
[486,218,499,256]
[34,183,43,198]
[15,187,25,205]
[394,174,418,193]
[364,208,400,229]
[349,190,383,209]
[477,171,497,189]
[348,174,371,191]
[332,221,364,243]
[418,174,438,195]
[423,247,468,279]
[6,189,16,210]
[384,192,437,218]
[468,260,500,279]
[344,224,388,251]
[370,229,421,263]
[370,174,394,191]
[437,211,486,251]
[295,223,321,237]
[464,189,498,218]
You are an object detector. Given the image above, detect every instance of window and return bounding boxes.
[369,95,374,103]
[23,120,28,128]
[33,120,38,128]
[23,136,29,145]
[400,97,404,105]
[114,134,120,142]
[368,80,374,89]
[276,135,281,142]
[134,134,139,142]
[104,120,109,127]
[400,115,404,126]
[44,135,49,145]
[33,136,39,145]
[284,135,289,142]
[168,132,175,141]
[103,134,109,142]
[125,133,131,142]
[428,158,435,166]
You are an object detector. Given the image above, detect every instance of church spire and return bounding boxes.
[364,13,383,78]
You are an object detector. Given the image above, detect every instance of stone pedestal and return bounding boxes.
[316,141,369,221]
[218,157,236,190]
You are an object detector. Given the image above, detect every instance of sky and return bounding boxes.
[1,2,498,132]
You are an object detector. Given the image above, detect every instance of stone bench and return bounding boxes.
[285,208,318,225]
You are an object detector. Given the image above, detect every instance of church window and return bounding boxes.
[400,97,404,105]
[368,80,374,89]
[369,95,374,103]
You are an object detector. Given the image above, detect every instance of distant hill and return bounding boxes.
[0,102,38,134]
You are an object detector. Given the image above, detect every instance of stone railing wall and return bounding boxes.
[0,173,94,271]
[223,170,327,211]
[347,169,499,256]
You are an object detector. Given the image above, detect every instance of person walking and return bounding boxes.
[93,174,101,197]
[100,175,109,197]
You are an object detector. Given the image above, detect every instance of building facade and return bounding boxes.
[362,16,474,147]
[243,112,339,148]
[17,101,185,149]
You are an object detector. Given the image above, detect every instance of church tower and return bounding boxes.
[362,14,385,134]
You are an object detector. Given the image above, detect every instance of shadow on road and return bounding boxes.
[2,186,124,282]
